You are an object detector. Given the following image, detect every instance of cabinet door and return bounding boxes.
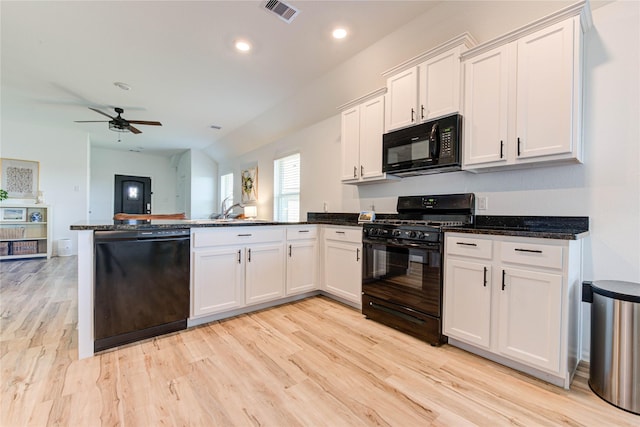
[359,95,385,180]
[324,240,362,305]
[419,46,462,120]
[515,19,575,159]
[286,239,318,295]
[385,67,418,131]
[341,106,361,181]
[245,243,286,305]
[497,267,563,373]
[192,246,244,317]
[443,259,492,348]
[462,45,510,167]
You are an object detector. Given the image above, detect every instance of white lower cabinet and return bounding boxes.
[192,245,244,316]
[286,226,318,295]
[443,232,582,388]
[191,227,285,318]
[245,242,286,305]
[444,259,492,349]
[497,267,563,372]
[322,226,362,307]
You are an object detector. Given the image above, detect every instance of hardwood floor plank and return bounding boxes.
[2,257,639,426]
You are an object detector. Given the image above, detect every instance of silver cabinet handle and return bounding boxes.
[361,165,364,176]
[288,244,292,257]
[502,270,506,291]
[237,233,252,237]
[237,250,241,264]
[483,266,488,287]
[456,242,477,247]
[248,248,251,262]
[298,230,309,233]
[335,231,345,234]
[356,248,360,262]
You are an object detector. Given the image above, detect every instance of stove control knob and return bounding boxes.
[392,229,402,237]
[408,231,417,238]
[416,231,424,239]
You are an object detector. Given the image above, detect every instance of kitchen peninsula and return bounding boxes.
[71,217,362,359]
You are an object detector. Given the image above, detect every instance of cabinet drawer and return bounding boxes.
[500,241,563,270]
[193,227,284,248]
[323,226,362,243]
[286,225,317,240]
[446,235,493,259]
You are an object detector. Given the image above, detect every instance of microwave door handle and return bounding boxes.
[430,123,440,159]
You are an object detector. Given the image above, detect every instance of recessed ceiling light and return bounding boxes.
[235,40,251,52]
[332,28,348,40]
[113,81,131,91]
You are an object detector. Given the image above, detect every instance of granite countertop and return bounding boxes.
[70,212,365,231]
[70,214,589,240]
[446,215,589,240]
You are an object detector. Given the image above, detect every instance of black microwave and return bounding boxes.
[382,113,462,176]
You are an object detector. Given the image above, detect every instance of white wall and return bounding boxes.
[175,149,218,219]
[228,1,640,359]
[190,150,218,219]
[0,119,89,255]
[89,147,178,220]
[220,115,345,221]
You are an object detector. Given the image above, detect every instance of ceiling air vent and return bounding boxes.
[263,0,299,23]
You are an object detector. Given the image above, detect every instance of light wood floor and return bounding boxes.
[1,257,637,426]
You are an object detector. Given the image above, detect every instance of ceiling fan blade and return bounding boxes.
[74,120,109,123]
[89,107,115,119]
[127,120,162,126]
[128,125,142,134]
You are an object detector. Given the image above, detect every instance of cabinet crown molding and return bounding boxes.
[337,87,387,111]
[461,0,592,60]
[382,32,477,77]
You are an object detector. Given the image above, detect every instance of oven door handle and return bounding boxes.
[362,239,440,250]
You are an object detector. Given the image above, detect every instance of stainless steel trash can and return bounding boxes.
[583,280,640,415]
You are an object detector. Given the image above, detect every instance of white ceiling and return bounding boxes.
[1,0,443,161]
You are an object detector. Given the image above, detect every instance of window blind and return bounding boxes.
[274,153,300,222]
[220,173,233,206]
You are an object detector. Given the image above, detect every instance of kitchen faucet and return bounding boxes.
[219,196,243,219]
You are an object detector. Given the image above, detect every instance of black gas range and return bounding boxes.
[361,193,475,345]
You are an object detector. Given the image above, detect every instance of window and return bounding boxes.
[220,173,234,207]
[274,153,300,222]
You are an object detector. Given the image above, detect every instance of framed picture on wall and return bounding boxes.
[0,158,39,199]
[241,167,258,203]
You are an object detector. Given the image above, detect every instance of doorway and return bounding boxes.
[114,175,151,215]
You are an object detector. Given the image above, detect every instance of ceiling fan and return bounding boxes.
[75,107,162,134]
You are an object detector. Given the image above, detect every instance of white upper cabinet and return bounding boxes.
[340,105,361,181]
[383,33,476,132]
[340,89,394,184]
[462,2,592,171]
[419,46,465,120]
[515,20,576,159]
[384,68,418,131]
[462,45,510,166]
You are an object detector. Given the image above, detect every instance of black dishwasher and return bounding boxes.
[94,229,190,352]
